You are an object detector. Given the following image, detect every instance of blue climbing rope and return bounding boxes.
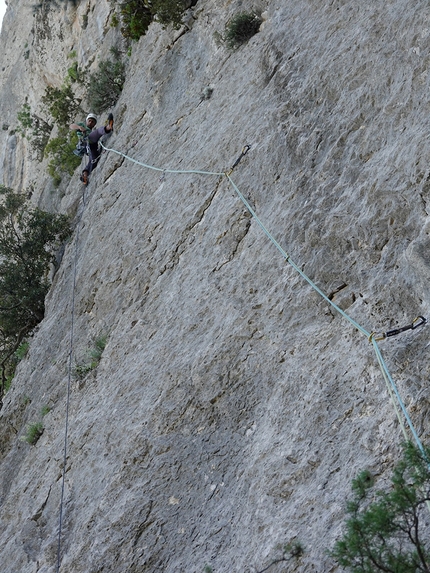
[98,141,426,455]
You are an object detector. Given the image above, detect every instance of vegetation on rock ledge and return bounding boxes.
[110,0,193,40]
[223,12,262,50]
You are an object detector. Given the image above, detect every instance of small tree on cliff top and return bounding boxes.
[332,442,430,573]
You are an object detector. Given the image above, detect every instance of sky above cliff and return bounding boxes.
[0,0,5,30]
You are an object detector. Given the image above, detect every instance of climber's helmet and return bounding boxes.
[86,113,98,127]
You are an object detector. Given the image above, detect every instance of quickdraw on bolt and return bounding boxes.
[371,316,427,342]
[226,145,251,176]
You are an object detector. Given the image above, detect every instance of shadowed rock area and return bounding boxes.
[0,0,429,571]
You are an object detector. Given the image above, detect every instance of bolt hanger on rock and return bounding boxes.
[226,144,251,176]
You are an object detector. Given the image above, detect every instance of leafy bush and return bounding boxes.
[87,50,126,113]
[40,79,83,183]
[224,12,262,50]
[18,80,82,172]
[0,186,71,402]
[44,128,82,186]
[115,0,152,40]
[42,83,82,125]
[67,61,84,84]
[17,103,52,161]
[331,442,430,573]
[111,0,189,41]
[151,0,187,28]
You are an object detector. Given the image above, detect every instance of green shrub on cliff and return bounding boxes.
[224,12,262,49]
[22,421,44,445]
[0,186,71,403]
[17,102,52,161]
[44,128,82,186]
[110,0,188,40]
[22,406,50,445]
[42,83,81,126]
[40,81,83,184]
[331,442,430,572]
[87,50,126,113]
[114,0,152,39]
[73,335,108,380]
[151,0,186,28]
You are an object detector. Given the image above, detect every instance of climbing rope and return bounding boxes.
[56,188,87,573]
[100,142,225,177]
[225,172,426,454]
[99,141,427,453]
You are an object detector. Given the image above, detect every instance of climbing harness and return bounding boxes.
[73,135,90,158]
[98,141,427,457]
[370,316,427,342]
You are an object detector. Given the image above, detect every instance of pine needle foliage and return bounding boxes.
[0,186,71,403]
[331,443,430,573]
[17,103,52,161]
[224,12,262,50]
[87,51,126,113]
[42,83,81,125]
[44,128,82,185]
[110,0,188,41]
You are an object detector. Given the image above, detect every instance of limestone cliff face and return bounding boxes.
[0,0,429,572]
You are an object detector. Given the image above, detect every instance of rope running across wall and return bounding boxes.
[55,141,428,568]
[100,141,427,452]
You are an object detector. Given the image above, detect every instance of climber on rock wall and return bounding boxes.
[69,112,114,185]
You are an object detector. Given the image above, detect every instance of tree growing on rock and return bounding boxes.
[332,442,430,573]
[0,186,71,404]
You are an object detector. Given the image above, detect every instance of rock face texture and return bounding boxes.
[0,0,429,572]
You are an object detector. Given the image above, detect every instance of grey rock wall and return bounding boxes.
[0,0,429,572]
